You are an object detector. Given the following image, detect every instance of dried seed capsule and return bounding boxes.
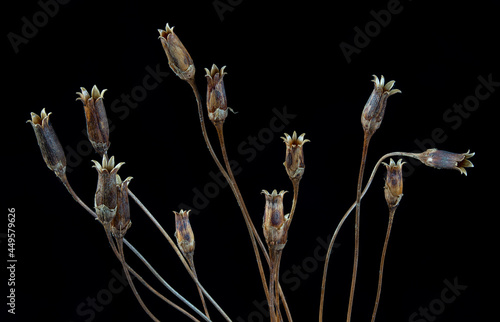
[262,190,289,250]
[361,75,401,135]
[27,108,67,179]
[416,149,475,176]
[174,210,195,258]
[205,64,228,125]
[281,132,310,183]
[382,159,405,209]
[111,175,133,239]
[76,86,110,156]
[91,155,125,225]
[158,24,195,82]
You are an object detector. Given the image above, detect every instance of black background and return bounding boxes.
[3,0,498,321]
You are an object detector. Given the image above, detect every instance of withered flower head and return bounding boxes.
[27,108,66,178]
[76,85,110,156]
[416,149,475,176]
[205,64,228,125]
[382,159,405,209]
[262,190,289,250]
[281,132,310,183]
[158,23,195,82]
[361,75,401,135]
[91,155,125,225]
[111,175,133,239]
[174,210,195,259]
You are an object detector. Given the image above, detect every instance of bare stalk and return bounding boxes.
[319,151,419,321]
[371,206,397,322]
[273,250,284,322]
[346,132,372,322]
[185,254,211,320]
[289,181,300,224]
[268,248,285,322]
[214,123,271,301]
[127,265,201,322]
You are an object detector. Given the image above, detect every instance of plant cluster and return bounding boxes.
[28,22,474,322]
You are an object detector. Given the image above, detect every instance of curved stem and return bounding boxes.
[319,151,419,321]
[288,181,300,224]
[371,207,396,322]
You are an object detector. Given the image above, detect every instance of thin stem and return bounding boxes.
[186,254,211,320]
[346,132,372,322]
[59,174,97,219]
[273,250,284,322]
[268,249,282,322]
[127,189,231,322]
[214,123,271,302]
[127,265,201,322]
[60,176,211,322]
[116,238,160,322]
[371,207,396,322]
[288,181,300,224]
[319,151,420,321]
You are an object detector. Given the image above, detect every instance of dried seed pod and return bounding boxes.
[262,190,289,250]
[76,86,110,156]
[281,132,310,183]
[158,24,195,82]
[416,149,475,176]
[174,210,195,259]
[111,175,133,239]
[27,108,66,179]
[205,64,228,125]
[91,155,125,225]
[382,159,405,209]
[361,75,401,135]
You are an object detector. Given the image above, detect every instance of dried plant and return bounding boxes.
[27,22,475,322]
